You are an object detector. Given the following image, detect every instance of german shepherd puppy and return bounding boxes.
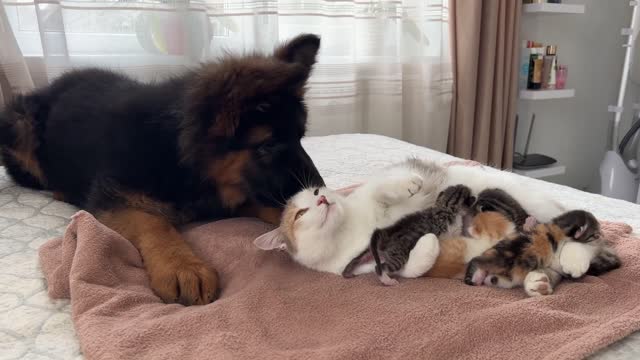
[0,34,325,306]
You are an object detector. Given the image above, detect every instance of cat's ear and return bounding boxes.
[336,183,362,196]
[573,224,588,240]
[523,216,538,232]
[254,228,288,251]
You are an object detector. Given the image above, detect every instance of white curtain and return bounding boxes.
[1,0,452,150]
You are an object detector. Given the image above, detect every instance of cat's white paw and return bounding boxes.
[396,173,423,197]
[406,173,424,196]
[377,172,424,203]
[524,271,553,297]
[560,242,591,278]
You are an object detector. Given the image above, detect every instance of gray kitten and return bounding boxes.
[471,188,530,230]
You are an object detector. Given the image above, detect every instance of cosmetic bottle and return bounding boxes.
[556,65,568,89]
[529,46,544,90]
[520,41,532,89]
[543,45,557,89]
[527,45,539,89]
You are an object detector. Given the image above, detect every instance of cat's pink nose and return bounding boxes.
[317,195,328,206]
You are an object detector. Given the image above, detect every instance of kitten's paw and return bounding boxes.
[560,242,591,278]
[436,185,473,211]
[379,272,400,286]
[524,271,553,297]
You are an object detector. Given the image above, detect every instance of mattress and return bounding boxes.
[1,133,639,360]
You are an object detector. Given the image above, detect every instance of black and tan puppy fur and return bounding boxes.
[464,210,621,296]
[0,34,325,305]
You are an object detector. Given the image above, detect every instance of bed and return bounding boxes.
[1,133,639,359]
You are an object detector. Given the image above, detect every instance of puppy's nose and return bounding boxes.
[317,195,328,206]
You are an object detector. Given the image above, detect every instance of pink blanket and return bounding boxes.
[39,211,640,360]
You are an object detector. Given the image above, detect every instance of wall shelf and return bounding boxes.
[523,3,585,14]
[519,89,575,100]
[513,164,566,179]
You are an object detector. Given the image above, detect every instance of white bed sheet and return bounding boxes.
[1,133,639,359]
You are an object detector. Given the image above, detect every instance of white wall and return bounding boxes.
[517,0,631,191]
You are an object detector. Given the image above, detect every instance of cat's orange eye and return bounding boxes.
[295,208,309,221]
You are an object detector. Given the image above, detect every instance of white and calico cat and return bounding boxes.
[254,158,568,277]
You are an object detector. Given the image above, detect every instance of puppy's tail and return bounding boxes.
[0,93,46,147]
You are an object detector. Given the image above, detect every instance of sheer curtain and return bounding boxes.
[1,0,452,150]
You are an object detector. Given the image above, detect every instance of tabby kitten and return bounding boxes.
[464,210,621,297]
[470,188,530,230]
[369,185,475,285]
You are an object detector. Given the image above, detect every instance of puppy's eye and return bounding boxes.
[257,142,275,157]
[313,188,319,196]
[295,208,308,221]
[256,102,270,112]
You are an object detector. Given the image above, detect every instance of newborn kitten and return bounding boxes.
[471,188,530,230]
[464,210,621,297]
[546,210,621,277]
[369,185,474,286]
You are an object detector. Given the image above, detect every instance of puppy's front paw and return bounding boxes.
[524,271,553,297]
[560,242,591,278]
[147,250,219,306]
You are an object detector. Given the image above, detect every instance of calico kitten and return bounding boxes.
[464,210,621,296]
[369,185,474,285]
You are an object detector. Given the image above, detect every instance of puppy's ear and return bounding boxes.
[254,228,288,251]
[274,34,321,69]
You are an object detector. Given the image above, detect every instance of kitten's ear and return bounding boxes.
[523,216,538,232]
[254,228,288,251]
[573,224,588,240]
